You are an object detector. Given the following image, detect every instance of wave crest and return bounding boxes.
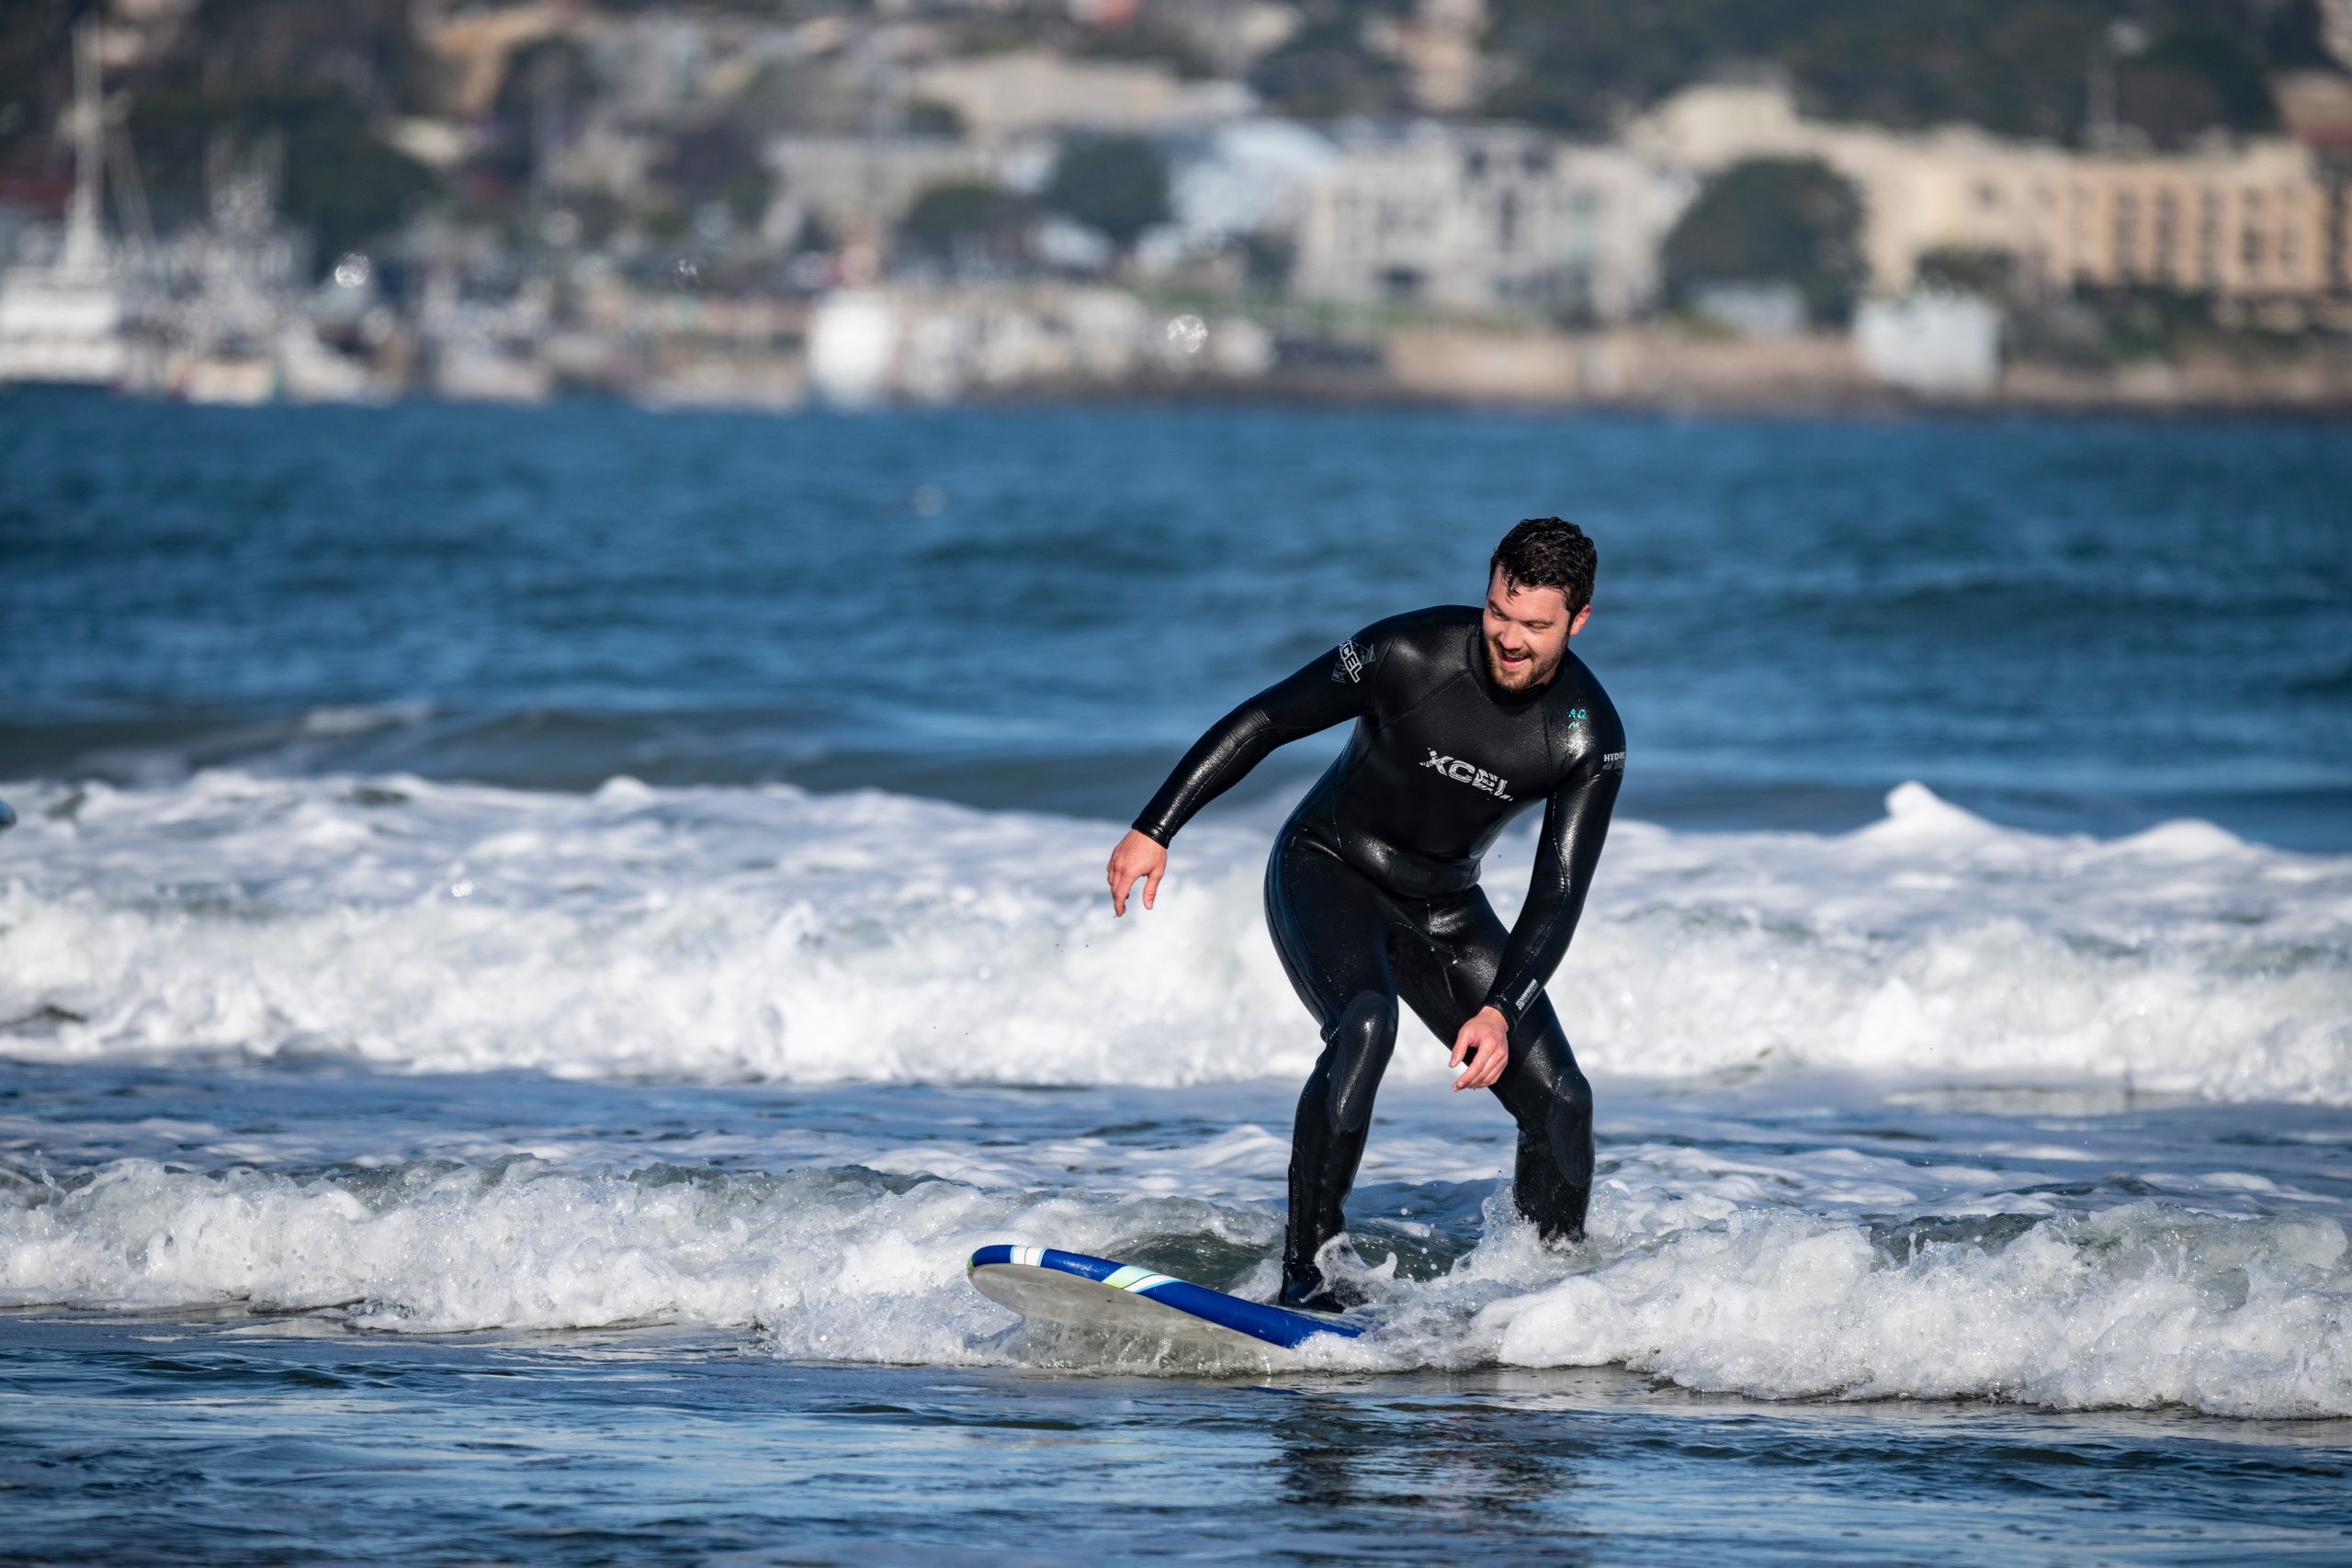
[1,772,2346,1099]
[7,1153,2345,1416]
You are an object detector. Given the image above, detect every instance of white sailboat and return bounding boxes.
[0,21,128,387]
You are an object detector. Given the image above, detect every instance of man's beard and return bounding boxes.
[1486,637,1558,692]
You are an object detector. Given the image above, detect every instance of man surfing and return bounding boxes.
[1105,517,1623,1313]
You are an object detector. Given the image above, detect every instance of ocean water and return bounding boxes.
[2,393,2349,1563]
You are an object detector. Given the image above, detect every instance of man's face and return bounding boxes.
[1482,567,1590,692]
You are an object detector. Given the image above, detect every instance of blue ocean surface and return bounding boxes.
[6,396,2348,841]
[2,392,2349,1563]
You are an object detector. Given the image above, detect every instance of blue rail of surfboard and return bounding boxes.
[968,1245,1363,1349]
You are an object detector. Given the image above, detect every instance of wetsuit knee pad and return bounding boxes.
[1503,1035,1593,1197]
[1320,991,1396,1135]
[1546,1066,1593,1130]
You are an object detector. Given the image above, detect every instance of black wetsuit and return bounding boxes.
[1135,605,1625,1309]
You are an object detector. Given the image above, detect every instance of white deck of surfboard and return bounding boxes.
[969,1260,1306,1366]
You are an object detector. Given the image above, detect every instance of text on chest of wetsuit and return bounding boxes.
[1419,750,1514,801]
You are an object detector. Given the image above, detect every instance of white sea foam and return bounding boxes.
[0,1154,1279,1359]
[1475,1202,2352,1418]
[0,772,1301,1085]
[2,772,2346,1100]
[6,1151,2346,1416]
[1569,782,2352,1102]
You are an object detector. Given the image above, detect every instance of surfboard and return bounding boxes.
[967,1245,1364,1356]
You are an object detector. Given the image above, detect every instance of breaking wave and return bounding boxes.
[6,770,2351,1416]
[1,772,2346,1100]
[4,1155,2344,1417]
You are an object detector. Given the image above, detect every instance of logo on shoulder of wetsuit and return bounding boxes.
[1419,750,1513,802]
[1331,638,1369,683]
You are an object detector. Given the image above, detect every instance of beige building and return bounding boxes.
[1294,124,1692,320]
[1629,81,2350,301]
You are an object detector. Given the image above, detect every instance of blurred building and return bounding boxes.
[1632,81,2351,306]
[9,0,2339,413]
[1294,124,1691,321]
[1854,293,2001,395]
[2274,72,2352,296]
[805,286,1271,405]
[1169,120,1339,243]
[908,51,1253,138]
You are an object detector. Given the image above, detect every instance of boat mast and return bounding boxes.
[60,18,106,275]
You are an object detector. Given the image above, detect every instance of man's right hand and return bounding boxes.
[1106,829,1167,917]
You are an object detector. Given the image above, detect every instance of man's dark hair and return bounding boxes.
[1490,518,1596,615]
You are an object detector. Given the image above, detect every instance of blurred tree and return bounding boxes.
[1249,2,1411,118]
[2118,25,2279,144]
[2262,0,2345,70]
[1479,0,1743,133]
[177,0,424,116]
[901,180,1033,262]
[904,98,967,138]
[2,0,426,193]
[1916,245,2020,303]
[277,92,437,261]
[655,121,773,226]
[0,0,74,178]
[1242,231,1296,289]
[1662,156,1864,325]
[128,85,436,266]
[1043,134,1169,250]
[1478,0,2327,146]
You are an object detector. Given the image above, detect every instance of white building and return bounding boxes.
[1293,124,1692,321]
[806,286,1271,404]
[1169,120,1340,244]
[1854,292,2002,394]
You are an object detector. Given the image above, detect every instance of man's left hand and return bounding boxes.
[1450,1006,1510,1091]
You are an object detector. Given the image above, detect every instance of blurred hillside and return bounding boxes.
[2,0,2348,409]
[11,2,2346,138]
[2,1,429,251]
[8,1,2347,232]
[1478,0,2344,140]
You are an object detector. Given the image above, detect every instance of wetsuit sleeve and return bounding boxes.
[1481,752,1623,1030]
[1131,638,1381,844]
